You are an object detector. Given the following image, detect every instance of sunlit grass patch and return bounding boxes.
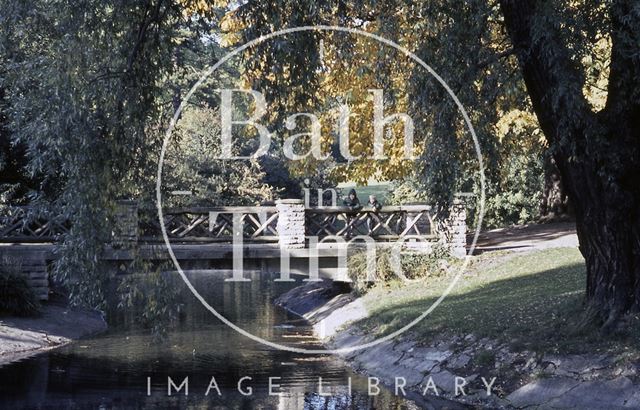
[358,248,640,355]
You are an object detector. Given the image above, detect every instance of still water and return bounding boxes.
[0,272,462,409]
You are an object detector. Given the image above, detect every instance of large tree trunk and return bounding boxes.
[500,0,640,328]
[576,202,640,328]
[565,157,640,329]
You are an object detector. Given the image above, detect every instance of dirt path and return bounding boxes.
[0,304,107,366]
[470,221,578,254]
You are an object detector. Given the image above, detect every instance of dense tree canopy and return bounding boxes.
[216,1,566,226]
[1,0,211,306]
[1,0,638,328]
[202,0,640,326]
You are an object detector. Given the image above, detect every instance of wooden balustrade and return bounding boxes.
[1,203,441,243]
[305,205,437,240]
[0,206,69,243]
[139,206,280,243]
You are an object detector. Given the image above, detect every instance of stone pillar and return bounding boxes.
[112,200,139,244]
[446,199,467,258]
[276,199,306,249]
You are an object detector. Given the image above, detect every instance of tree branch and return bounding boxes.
[476,47,514,71]
[498,0,595,151]
[603,0,640,133]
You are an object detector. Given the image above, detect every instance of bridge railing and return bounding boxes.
[305,205,437,240]
[0,206,69,243]
[139,206,280,243]
[1,201,464,253]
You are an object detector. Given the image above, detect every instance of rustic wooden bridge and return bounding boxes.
[0,199,466,299]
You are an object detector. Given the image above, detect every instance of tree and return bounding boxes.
[215,2,529,234]
[1,0,188,307]
[219,0,543,220]
[164,106,276,207]
[0,87,33,205]
[499,0,640,329]
[217,0,640,328]
[0,0,285,309]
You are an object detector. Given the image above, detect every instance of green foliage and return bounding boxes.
[1,0,630,326]
[164,106,276,207]
[0,1,204,309]
[0,258,40,317]
[484,152,545,228]
[117,270,180,339]
[386,175,428,205]
[219,0,540,218]
[0,0,289,315]
[347,245,451,295]
[0,125,34,205]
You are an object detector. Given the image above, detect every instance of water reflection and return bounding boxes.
[0,271,461,409]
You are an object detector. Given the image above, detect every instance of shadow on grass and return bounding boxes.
[357,258,639,355]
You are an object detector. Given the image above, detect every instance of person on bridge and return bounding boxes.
[343,189,362,239]
[343,189,362,211]
[366,195,382,235]
[367,195,382,211]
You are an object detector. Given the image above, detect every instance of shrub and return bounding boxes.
[347,245,452,295]
[483,150,544,228]
[0,260,41,317]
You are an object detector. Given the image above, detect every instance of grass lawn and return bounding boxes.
[357,248,640,355]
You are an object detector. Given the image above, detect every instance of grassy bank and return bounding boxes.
[357,248,640,355]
